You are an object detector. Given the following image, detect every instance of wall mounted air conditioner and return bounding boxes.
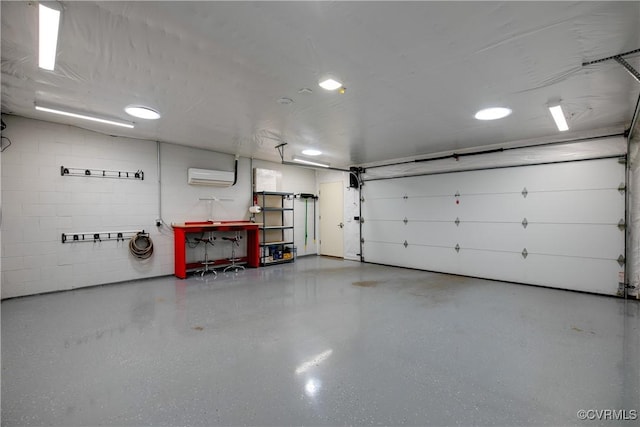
[187,168,235,187]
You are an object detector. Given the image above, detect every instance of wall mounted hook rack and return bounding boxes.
[61,230,147,243]
[61,166,144,180]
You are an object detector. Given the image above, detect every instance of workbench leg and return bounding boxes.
[246,228,259,267]
[174,228,187,278]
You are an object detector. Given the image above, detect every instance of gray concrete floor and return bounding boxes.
[2,256,639,426]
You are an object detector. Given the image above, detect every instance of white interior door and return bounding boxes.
[361,158,626,295]
[320,181,344,258]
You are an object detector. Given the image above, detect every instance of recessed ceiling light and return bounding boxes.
[39,3,61,71]
[298,88,313,94]
[474,107,512,120]
[277,97,294,105]
[548,104,569,131]
[125,105,161,120]
[302,149,322,156]
[35,105,134,128]
[318,77,343,91]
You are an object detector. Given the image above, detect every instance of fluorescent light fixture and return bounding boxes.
[39,3,61,70]
[548,105,569,131]
[301,149,322,156]
[474,107,512,120]
[125,105,161,120]
[318,77,343,91]
[292,156,330,168]
[35,106,135,128]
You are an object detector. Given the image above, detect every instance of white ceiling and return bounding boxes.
[2,1,639,168]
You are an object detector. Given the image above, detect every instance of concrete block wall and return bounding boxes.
[1,116,165,298]
[0,116,321,299]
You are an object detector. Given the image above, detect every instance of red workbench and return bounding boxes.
[172,221,261,279]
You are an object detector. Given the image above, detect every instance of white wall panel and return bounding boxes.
[362,158,625,295]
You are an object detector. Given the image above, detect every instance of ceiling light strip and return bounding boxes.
[35,106,135,128]
[291,156,330,168]
[302,149,322,156]
[548,105,569,131]
[38,4,61,71]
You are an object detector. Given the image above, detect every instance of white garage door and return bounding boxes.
[361,158,626,296]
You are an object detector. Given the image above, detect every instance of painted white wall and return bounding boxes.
[159,143,250,223]
[317,170,360,261]
[156,143,254,270]
[0,116,321,299]
[251,159,318,257]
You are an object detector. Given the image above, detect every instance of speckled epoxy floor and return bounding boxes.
[2,256,639,426]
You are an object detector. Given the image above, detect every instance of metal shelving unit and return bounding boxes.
[254,191,295,266]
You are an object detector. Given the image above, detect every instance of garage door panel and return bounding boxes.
[404,222,460,247]
[454,223,622,259]
[368,197,462,221]
[523,191,623,223]
[364,243,622,296]
[364,222,461,248]
[365,197,405,220]
[456,223,527,253]
[445,159,622,194]
[362,157,625,296]
[521,255,622,295]
[456,194,526,222]
[521,159,625,192]
[456,192,623,224]
[405,198,460,220]
[454,249,527,281]
[362,220,408,243]
[390,244,460,272]
[456,250,621,295]
[523,224,623,259]
[363,242,462,274]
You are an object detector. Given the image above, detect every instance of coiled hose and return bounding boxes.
[129,232,153,259]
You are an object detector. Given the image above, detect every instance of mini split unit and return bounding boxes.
[187,168,235,187]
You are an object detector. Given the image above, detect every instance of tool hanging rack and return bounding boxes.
[295,193,318,200]
[294,193,319,250]
[61,166,144,180]
[61,230,147,243]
